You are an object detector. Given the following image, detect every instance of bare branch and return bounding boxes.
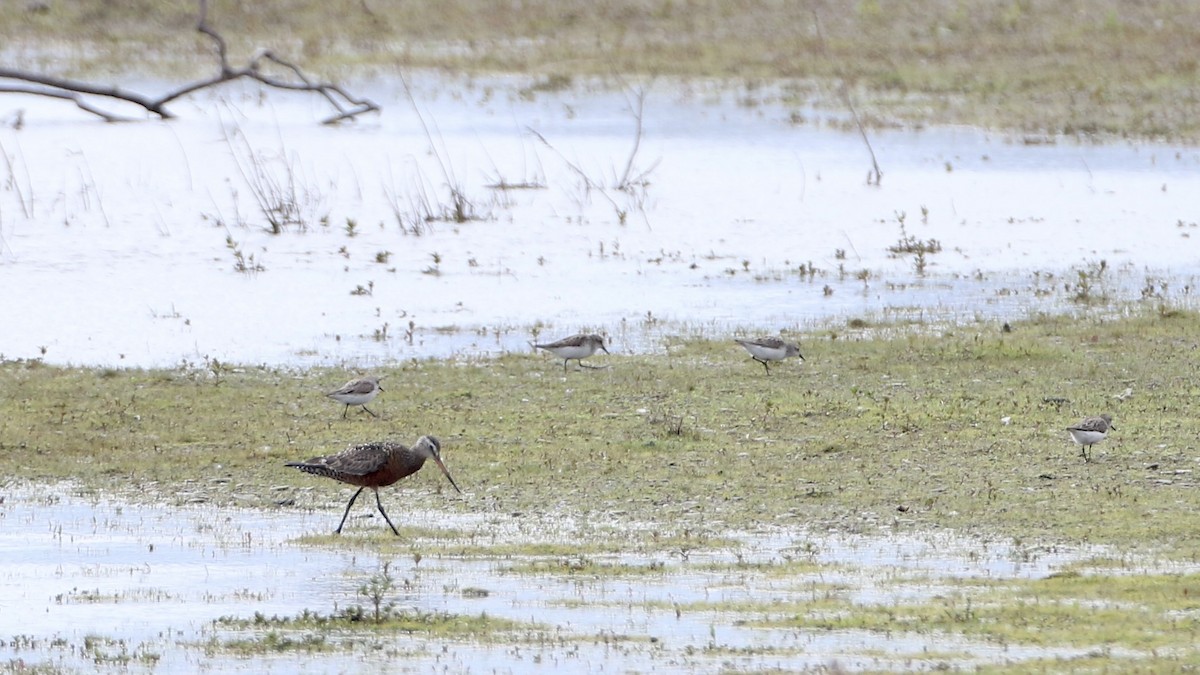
[0,0,379,125]
[526,126,604,192]
[146,73,231,107]
[0,84,138,123]
[0,67,172,118]
[196,0,231,73]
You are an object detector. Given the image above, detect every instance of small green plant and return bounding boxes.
[1141,276,1168,300]
[887,213,942,257]
[358,562,396,623]
[796,261,819,280]
[758,399,775,427]
[447,188,475,223]
[226,235,265,274]
[1068,259,1109,304]
[203,355,228,384]
[223,128,316,235]
[423,252,442,276]
[654,409,686,437]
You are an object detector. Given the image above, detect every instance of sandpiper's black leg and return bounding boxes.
[335,487,365,533]
[756,358,771,374]
[342,405,350,419]
[361,405,378,418]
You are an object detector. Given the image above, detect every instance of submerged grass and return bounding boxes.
[5,1,1200,139]
[3,307,1200,558]
[217,607,531,636]
[210,608,535,654]
[755,571,1200,652]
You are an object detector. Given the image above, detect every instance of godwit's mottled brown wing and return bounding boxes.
[328,442,397,475]
[288,442,393,482]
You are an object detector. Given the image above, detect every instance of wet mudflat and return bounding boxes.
[0,483,1139,673]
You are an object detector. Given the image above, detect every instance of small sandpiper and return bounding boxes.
[1066,414,1114,462]
[735,337,804,374]
[327,375,383,418]
[534,334,609,370]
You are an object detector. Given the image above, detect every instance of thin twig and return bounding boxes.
[0,140,31,218]
[616,86,647,190]
[811,9,883,186]
[398,75,480,223]
[196,0,230,72]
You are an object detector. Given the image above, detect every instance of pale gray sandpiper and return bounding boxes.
[534,334,609,370]
[327,375,383,418]
[735,337,804,374]
[1066,414,1114,462]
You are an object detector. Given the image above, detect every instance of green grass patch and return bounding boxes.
[500,556,670,577]
[289,535,735,557]
[755,571,1200,651]
[217,607,529,636]
[291,525,479,547]
[689,558,830,578]
[214,630,331,655]
[209,607,540,654]
[5,307,1200,558]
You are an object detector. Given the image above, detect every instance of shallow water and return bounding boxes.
[2,75,1198,367]
[0,483,1149,673]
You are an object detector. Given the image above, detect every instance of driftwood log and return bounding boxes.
[0,0,379,125]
